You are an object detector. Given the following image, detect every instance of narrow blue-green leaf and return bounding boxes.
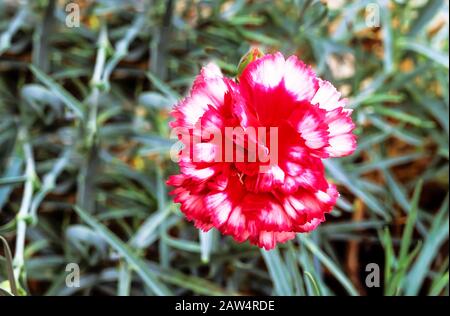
[370,115,423,146]
[320,220,385,234]
[0,157,23,211]
[199,230,214,264]
[129,206,171,249]
[408,0,444,37]
[353,153,424,176]
[382,227,395,293]
[399,180,423,263]
[383,170,410,212]
[138,92,172,109]
[406,195,449,295]
[371,105,435,128]
[304,271,321,296]
[117,262,131,296]
[380,1,394,73]
[261,248,293,295]
[0,176,26,187]
[399,40,449,69]
[324,160,389,219]
[299,235,359,296]
[0,236,18,296]
[147,262,239,296]
[285,242,306,295]
[146,71,179,103]
[429,271,449,296]
[29,65,84,119]
[74,206,172,296]
[163,235,201,253]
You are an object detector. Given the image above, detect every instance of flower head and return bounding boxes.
[168,52,356,250]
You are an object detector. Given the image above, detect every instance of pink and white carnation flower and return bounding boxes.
[168,52,356,250]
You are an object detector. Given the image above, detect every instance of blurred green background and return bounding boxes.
[0,0,448,296]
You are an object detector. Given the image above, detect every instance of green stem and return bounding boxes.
[87,24,108,145]
[77,24,108,212]
[0,4,28,55]
[13,128,35,283]
[101,14,146,89]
